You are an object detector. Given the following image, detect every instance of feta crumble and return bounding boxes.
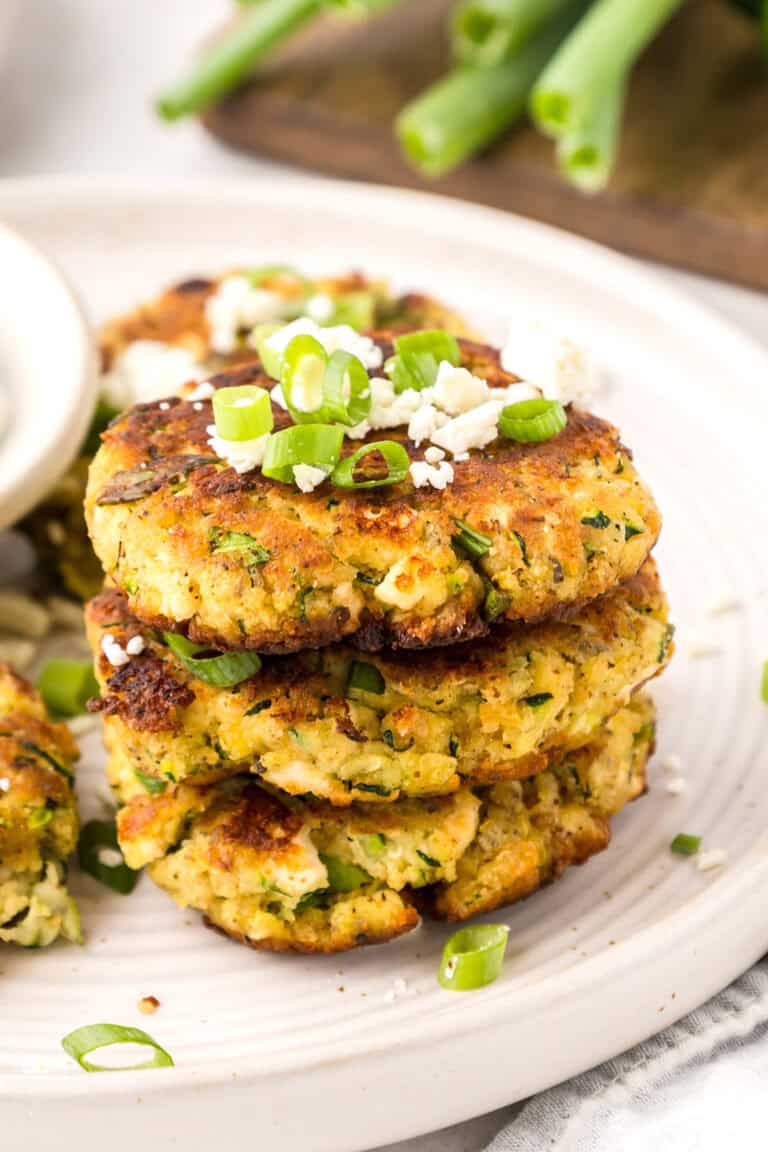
[187,380,215,403]
[501,319,594,406]
[664,777,687,796]
[431,400,504,457]
[264,318,383,371]
[101,341,204,408]
[409,459,454,490]
[432,362,489,414]
[696,849,728,872]
[424,446,445,465]
[293,464,328,493]
[206,275,289,354]
[125,635,145,657]
[101,634,129,668]
[306,292,335,323]
[207,424,270,475]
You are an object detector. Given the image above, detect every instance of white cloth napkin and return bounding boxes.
[487,960,768,1151]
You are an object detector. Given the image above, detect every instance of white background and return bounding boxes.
[2,3,766,1149]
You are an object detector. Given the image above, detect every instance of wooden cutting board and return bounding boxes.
[204,0,768,290]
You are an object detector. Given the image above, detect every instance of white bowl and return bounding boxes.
[0,222,98,531]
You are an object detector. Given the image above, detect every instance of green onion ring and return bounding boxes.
[670,833,701,857]
[281,334,329,421]
[37,659,99,719]
[332,441,410,489]
[212,384,274,442]
[61,1023,174,1072]
[261,424,344,484]
[252,322,285,380]
[322,350,372,426]
[164,632,262,687]
[438,924,510,991]
[78,820,139,895]
[387,329,460,394]
[499,398,567,443]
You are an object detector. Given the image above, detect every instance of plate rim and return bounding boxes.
[1,174,767,1135]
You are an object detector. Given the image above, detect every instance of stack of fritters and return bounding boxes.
[84,321,670,953]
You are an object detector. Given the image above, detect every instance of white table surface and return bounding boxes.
[2,3,766,1149]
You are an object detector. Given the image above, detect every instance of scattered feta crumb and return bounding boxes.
[407,402,444,446]
[264,318,383,371]
[125,635,145,657]
[206,276,289,354]
[101,341,204,408]
[696,849,728,872]
[0,778,9,793]
[665,777,687,796]
[345,419,371,441]
[101,634,129,668]
[453,451,469,463]
[193,401,203,412]
[660,753,682,777]
[293,464,328,493]
[270,383,288,410]
[384,977,409,1004]
[138,996,160,1016]
[159,401,170,411]
[708,595,742,617]
[187,380,215,403]
[432,361,489,414]
[409,459,454,490]
[424,446,445,465]
[501,319,594,406]
[431,400,503,456]
[207,425,270,474]
[306,292,335,323]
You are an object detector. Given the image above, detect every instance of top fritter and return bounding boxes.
[85,334,660,653]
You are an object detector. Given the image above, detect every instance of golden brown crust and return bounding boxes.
[86,337,661,653]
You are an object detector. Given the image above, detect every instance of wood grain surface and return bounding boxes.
[204,0,768,289]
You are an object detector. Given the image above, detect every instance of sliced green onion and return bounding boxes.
[453,518,493,558]
[438,924,510,991]
[28,806,54,830]
[327,291,376,331]
[320,853,372,892]
[522,691,554,707]
[209,527,270,564]
[252,323,285,380]
[61,1023,174,1072]
[164,632,262,686]
[499,398,567,442]
[78,821,139,894]
[557,76,625,193]
[360,833,387,857]
[281,338,372,427]
[581,511,611,529]
[212,384,274,442]
[761,660,768,704]
[347,660,385,695]
[247,263,300,285]
[332,441,410,489]
[261,424,344,484]
[37,659,99,719]
[386,330,460,393]
[135,770,168,795]
[452,0,575,65]
[531,0,684,137]
[483,586,510,621]
[670,833,701,857]
[156,0,322,121]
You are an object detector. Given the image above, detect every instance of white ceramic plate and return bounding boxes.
[0,221,97,532]
[1,178,767,1152]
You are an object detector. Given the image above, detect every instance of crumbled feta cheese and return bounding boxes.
[207,424,270,475]
[187,380,215,402]
[0,778,9,793]
[696,849,728,872]
[501,319,594,405]
[431,400,503,456]
[101,341,204,408]
[409,459,454,490]
[193,402,203,411]
[453,452,469,463]
[367,378,424,430]
[101,634,129,668]
[306,292,335,323]
[293,464,328,493]
[664,777,687,796]
[432,362,489,414]
[125,635,145,657]
[271,384,288,410]
[407,402,444,446]
[264,318,383,371]
[159,401,170,411]
[375,556,429,611]
[206,275,289,354]
[345,420,371,441]
[424,446,445,465]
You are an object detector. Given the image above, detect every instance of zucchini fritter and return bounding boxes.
[85,338,660,653]
[108,697,653,954]
[87,560,671,804]
[0,665,81,947]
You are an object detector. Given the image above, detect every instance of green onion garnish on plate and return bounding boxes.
[164,632,262,687]
[499,398,567,443]
[761,660,768,704]
[332,441,410,489]
[670,833,701,857]
[78,820,140,894]
[453,518,493,558]
[386,329,460,393]
[37,659,99,719]
[261,423,344,484]
[347,660,386,695]
[438,924,510,991]
[212,384,274,442]
[61,1023,174,1072]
